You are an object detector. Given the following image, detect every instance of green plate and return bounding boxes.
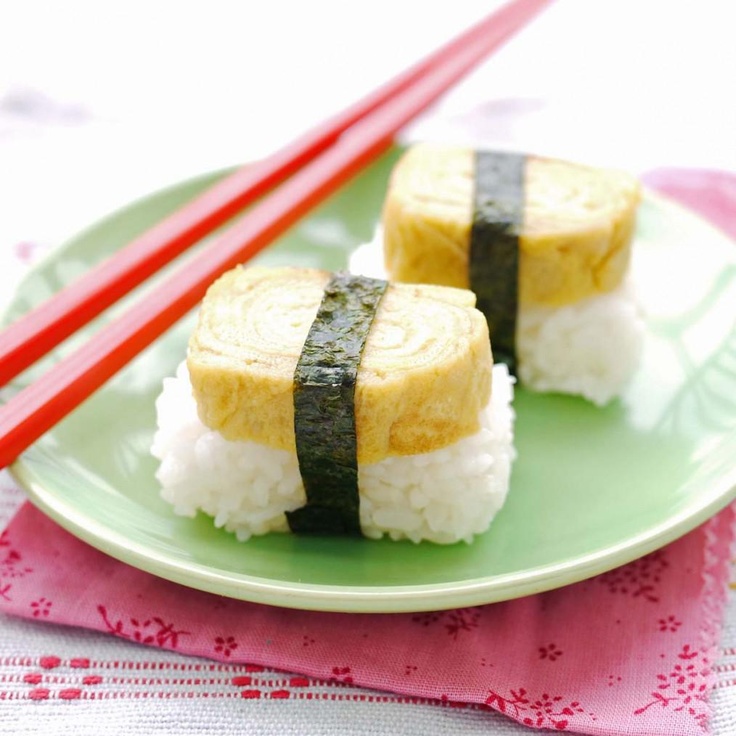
[5,150,736,613]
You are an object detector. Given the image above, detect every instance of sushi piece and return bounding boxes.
[365,142,645,405]
[152,266,515,544]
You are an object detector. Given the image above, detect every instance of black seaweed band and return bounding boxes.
[470,150,525,373]
[287,272,388,536]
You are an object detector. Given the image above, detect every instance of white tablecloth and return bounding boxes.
[2,1,735,733]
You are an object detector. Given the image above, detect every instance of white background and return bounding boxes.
[0,0,734,256]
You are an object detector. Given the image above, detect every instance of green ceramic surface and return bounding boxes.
[5,150,736,612]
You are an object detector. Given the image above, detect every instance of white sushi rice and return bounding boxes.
[152,362,515,545]
[516,280,643,405]
[349,236,644,406]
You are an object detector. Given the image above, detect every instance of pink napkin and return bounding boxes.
[2,169,736,736]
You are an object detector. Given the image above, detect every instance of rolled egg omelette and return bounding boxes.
[152,266,515,544]
[352,143,646,405]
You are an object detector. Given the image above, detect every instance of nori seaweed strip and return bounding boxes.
[470,150,525,373]
[287,272,388,536]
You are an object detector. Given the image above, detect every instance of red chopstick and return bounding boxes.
[0,0,548,389]
[0,0,553,469]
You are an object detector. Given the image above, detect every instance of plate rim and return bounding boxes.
[9,458,736,613]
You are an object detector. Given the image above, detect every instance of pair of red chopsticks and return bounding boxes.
[0,0,553,469]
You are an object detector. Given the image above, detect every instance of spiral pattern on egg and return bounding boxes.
[382,143,641,307]
[187,266,492,463]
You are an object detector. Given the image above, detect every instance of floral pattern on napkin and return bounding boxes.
[0,496,733,736]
